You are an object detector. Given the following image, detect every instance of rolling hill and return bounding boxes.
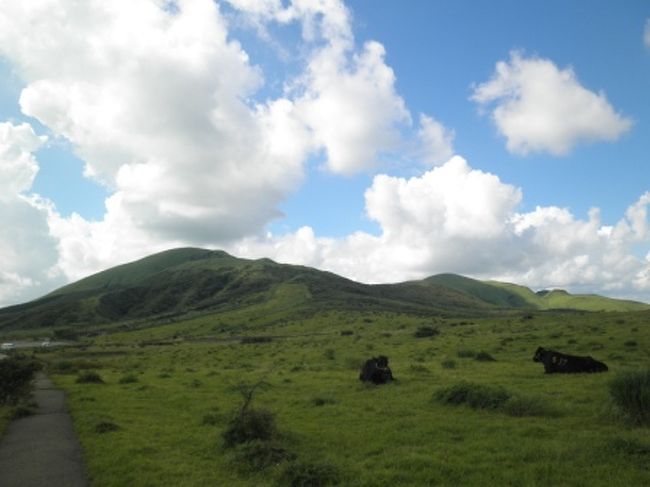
[0,248,647,332]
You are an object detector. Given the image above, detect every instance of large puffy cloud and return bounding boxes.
[645,19,650,48]
[0,123,62,306]
[293,40,410,174]
[228,0,413,175]
[471,52,632,155]
[0,0,320,282]
[0,0,437,295]
[233,156,650,300]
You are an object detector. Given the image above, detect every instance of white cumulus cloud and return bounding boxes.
[0,122,62,306]
[233,156,650,300]
[471,52,632,155]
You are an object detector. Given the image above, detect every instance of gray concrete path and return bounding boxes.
[0,372,88,487]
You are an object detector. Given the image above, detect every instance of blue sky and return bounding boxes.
[0,0,649,306]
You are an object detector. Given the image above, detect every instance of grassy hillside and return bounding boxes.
[1,247,647,335]
[0,249,492,332]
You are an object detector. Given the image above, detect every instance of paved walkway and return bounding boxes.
[0,372,88,487]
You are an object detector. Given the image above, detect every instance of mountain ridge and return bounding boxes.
[1,247,647,332]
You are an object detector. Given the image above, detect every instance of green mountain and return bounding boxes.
[0,248,647,332]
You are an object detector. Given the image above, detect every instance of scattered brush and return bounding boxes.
[474,351,496,362]
[118,374,138,384]
[95,421,120,433]
[441,360,456,369]
[414,326,439,338]
[230,440,296,472]
[281,460,341,487]
[434,382,510,410]
[434,382,560,417]
[76,371,104,384]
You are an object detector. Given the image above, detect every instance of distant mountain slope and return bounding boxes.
[0,248,489,331]
[0,248,647,332]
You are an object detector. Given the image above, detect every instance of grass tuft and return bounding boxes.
[231,439,296,472]
[434,382,510,410]
[76,371,105,384]
[609,369,650,426]
[281,460,341,487]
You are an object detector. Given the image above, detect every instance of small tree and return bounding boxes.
[222,377,276,448]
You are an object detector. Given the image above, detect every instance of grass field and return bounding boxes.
[25,308,649,486]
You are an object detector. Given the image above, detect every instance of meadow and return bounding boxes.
[29,308,650,486]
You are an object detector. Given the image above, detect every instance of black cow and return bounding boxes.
[359,355,394,384]
[533,347,608,374]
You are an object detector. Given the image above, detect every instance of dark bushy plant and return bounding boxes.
[0,354,40,405]
[95,421,119,433]
[414,326,439,338]
[282,460,341,487]
[222,408,277,447]
[474,351,496,362]
[434,382,510,410]
[76,371,104,384]
[231,440,296,472]
[609,369,650,426]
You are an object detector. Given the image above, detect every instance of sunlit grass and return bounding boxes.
[37,309,650,486]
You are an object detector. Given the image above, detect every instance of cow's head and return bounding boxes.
[533,347,546,362]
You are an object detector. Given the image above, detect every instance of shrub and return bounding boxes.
[311,396,337,407]
[456,350,476,359]
[282,460,341,487]
[441,360,456,369]
[605,437,650,455]
[241,336,273,344]
[95,421,119,433]
[503,395,560,417]
[76,371,104,384]
[340,330,353,336]
[474,352,496,362]
[231,440,296,472]
[223,408,277,447]
[609,369,650,426]
[0,354,40,405]
[624,340,638,348]
[201,412,220,426]
[434,382,510,410]
[118,374,138,384]
[414,326,439,338]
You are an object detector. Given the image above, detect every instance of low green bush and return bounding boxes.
[609,369,650,426]
[441,360,456,369]
[474,351,496,362]
[95,421,119,433]
[414,326,439,338]
[222,408,277,448]
[434,382,510,410]
[0,354,40,405]
[118,374,138,384]
[456,350,476,358]
[282,460,341,487]
[231,440,296,472]
[76,371,104,384]
[503,395,560,417]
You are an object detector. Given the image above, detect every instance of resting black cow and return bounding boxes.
[533,347,608,373]
[359,355,394,384]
